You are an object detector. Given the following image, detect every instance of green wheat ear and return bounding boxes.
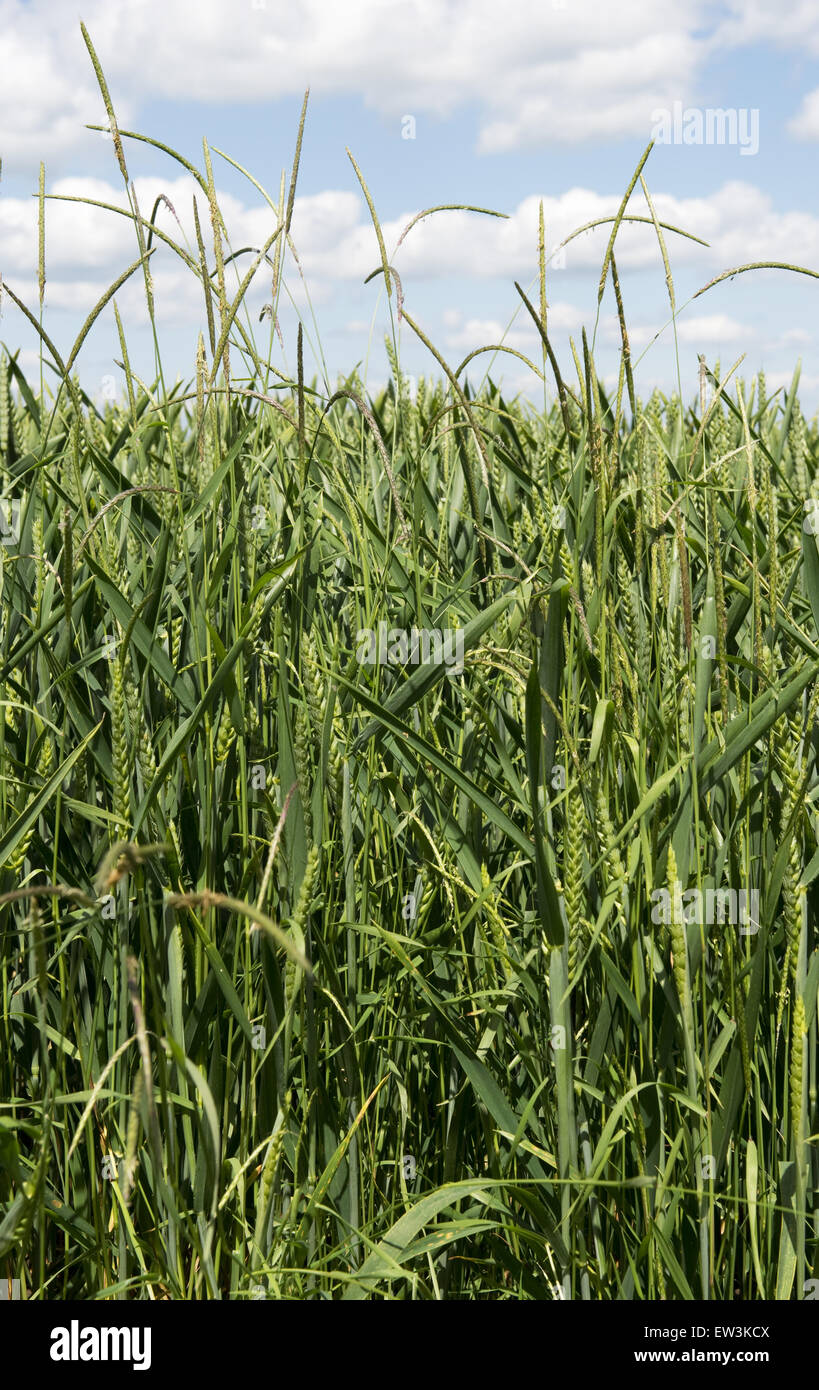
[293,705,313,849]
[790,992,806,1160]
[110,655,130,842]
[59,507,73,629]
[480,861,512,982]
[0,351,10,460]
[300,629,326,736]
[667,842,694,1065]
[216,704,235,764]
[594,775,627,931]
[121,1068,144,1208]
[789,401,809,501]
[564,788,587,984]
[285,846,319,1008]
[32,513,44,614]
[252,1092,291,1267]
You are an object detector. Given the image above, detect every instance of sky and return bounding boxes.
[1,0,818,415]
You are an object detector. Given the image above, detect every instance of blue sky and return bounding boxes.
[1,0,819,413]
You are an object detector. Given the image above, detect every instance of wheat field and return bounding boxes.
[0,26,818,1301]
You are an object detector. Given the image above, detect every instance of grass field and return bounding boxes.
[1,29,818,1300]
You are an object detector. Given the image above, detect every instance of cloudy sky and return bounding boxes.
[1,0,818,412]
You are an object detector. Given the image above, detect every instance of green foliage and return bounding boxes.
[0,34,818,1301]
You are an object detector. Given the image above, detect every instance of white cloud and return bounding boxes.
[788,88,819,140]
[0,173,292,279]
[717,1,819,53]
[13,348,44,372]
[4,174,819,341]
[0,12,120,165]
[764,370,819,396]
[626,313,750,348]
[0,0,767,169]
[476,31,702,153]
[778,327,812,346]
[383,184,819,287]
[675,313,750,343]
[0,0,817,182]
[443,306,584,353]
[4,267,203,328]
[443,316,538,352]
